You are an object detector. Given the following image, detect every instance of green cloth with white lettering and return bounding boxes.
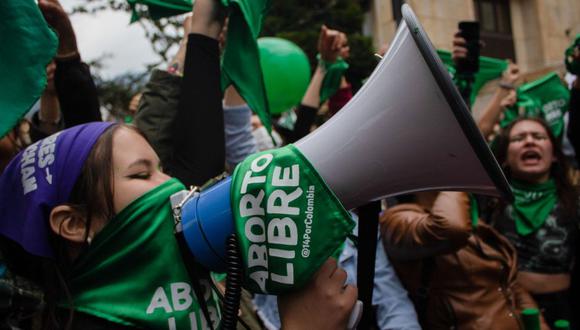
[437,49,508,107]
[511,179,558,236]
[0,0,58,138]
[500,72,570,138]
[127,0,273,131]
[65,179,222,329]
[230,144,355,294]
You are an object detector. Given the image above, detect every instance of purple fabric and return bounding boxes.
[0,122,114,258]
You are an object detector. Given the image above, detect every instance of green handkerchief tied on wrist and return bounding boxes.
[66,178,222,329]
[511,179,558,236]
[317,54,350,104]
[231,144,355,294]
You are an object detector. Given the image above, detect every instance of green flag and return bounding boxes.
[437,49,508,106]
[128,0,273,131]
[0,0,58,138]
[500,72,570,137]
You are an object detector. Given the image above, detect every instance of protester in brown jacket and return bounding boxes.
[380,191,548,330]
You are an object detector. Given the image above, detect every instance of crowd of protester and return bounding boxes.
[0,0,579,329]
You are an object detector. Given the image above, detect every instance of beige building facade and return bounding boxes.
[364,0,580,115]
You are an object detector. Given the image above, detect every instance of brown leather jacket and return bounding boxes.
[380,192,548,330]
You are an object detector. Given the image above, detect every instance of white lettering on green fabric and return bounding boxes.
[245,217,266,242]
[171,282,193,312]
[239,190,265,217]
[248,244,268,268]
[241,153,305,291]
[268,217,297,245]
[147,286,173,314]
[271,263,294,285]
[267,188,303,215]
[272,165,299,187]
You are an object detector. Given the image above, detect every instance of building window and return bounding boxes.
[392,0,404,25]
[475,0,516,61]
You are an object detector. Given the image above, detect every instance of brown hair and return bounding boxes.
[0,124,127,329]
[493,117,578,217]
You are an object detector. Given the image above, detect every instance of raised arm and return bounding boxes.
[477,64,519,139]
[38,0,101,127]
[168,0,226,187]
[379,192,472,260]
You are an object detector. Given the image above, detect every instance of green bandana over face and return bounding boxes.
[231,144,355,294]
[500,73,570,138]
[66,179,222,329]
[511,179,558,236]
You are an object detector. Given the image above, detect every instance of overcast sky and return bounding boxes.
[60,0,164,79]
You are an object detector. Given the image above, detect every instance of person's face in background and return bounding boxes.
[111,126,171,214]
[338,33,350,60]
[506,119,555,183]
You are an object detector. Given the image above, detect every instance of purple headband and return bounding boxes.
[0,122,115,258]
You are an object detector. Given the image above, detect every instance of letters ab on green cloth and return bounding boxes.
[0,0,58,138]
[230,145,355,294]
[128,0,273,131]
[437,49,508,107]
[500,72,570,138]
[66,179,221,329]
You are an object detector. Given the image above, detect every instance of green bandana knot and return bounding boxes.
[66,178,222,329]
[511,178,558,236]
[231,144,355,294]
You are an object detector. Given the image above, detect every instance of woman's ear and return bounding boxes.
[49,205,88,243]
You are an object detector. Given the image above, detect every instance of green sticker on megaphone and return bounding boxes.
[230,144,355,294]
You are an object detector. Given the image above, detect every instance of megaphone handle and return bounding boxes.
[347,300,363,330]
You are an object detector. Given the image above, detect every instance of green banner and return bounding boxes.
[230,144,355,294]
[128,0,273,131]
[437,49,508,106]
[500,72,569,137]
[0,0,58,138]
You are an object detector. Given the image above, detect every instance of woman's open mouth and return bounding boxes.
[520,150,542,165]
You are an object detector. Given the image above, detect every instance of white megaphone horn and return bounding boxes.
[173,4,513,273]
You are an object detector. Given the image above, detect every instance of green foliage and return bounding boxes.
[262,0,374,92]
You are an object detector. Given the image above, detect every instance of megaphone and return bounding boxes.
[173,4,512,273]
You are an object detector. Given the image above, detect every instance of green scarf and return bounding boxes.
[66,179,222,329]
[231,144,355,294]
[0,0,58,138]
[511,179,558,236]
[500,72,570,138]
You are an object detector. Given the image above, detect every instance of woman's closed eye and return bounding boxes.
[127,172,152,180]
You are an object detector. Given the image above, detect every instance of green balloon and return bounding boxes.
[258,37,311,115]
